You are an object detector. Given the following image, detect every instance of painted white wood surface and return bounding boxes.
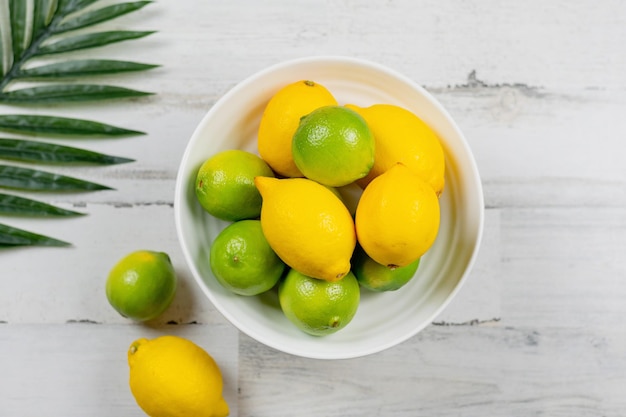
[1,1,626,416]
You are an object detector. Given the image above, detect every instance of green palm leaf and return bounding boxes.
[0,193,84,216]
[17,59,159,78]
[36,30,155,55]
[0,138,134,165]
[0,0,157,247]
[9,0,28,62]
[53,1,152,33]
[0,114,143,136]
[59,0,100,13]
[0,84,153,103]
[0,223,70,247]
[32,0,56,41]
[0,164,112,191]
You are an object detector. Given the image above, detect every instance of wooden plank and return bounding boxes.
[0,323,239,417]
[0,203,223,325]
[239,325,626,416]
[95,0,626,91]
[501,207,626,328]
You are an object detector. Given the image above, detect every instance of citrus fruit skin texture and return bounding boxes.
[195,149,274,221]
[352,245,420,292]
[345,103,446,196]
[257,80,338,177]
[278,269,360,336]
[106,250,177,322]
[356,163,440,268]
[292,105,375,187]
[210,220,285,296]
[254,176,356,281]
[128,336,229,417]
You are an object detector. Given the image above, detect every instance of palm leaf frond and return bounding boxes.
[0,114,144,136]
[36,30,155,56]
[0,164,112,191]
[17,59,159,78]
[0,84,153,103]
[58,0,100,13]
[8,0,28,63]
[0,193,84,216]
[53,1,152,34]
[0,138,134,165]
[32,0,56,41]
[0,222,70,247]
[0,0,156,247]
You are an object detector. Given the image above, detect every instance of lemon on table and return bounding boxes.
[257,80,338,177]
[106,250,177,322]
[356,163,440,268]
[128,335,229,417]
[292,105,375,187]
[195,149,274,221]
[345,103,446,196]
[352,244,420,292]
[254,176,356,281]
[278,269,360,336]
[210,220,285,296]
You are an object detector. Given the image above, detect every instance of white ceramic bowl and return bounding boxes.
[174,56,484,360]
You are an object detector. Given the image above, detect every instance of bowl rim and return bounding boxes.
[174,55,485,359]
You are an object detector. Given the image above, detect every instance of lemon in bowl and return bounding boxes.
[174,56,484,359]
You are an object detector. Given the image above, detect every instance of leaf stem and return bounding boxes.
[0,7,65,91]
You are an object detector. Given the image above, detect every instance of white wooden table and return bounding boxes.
[2,1,626,415]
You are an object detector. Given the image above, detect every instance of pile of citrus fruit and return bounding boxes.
[194,80,445,337]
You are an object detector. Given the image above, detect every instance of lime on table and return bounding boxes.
[292,105,375,187]
[278,269,360,336]
[210,220,285,296]
[195,149,274,221]
[106,250,177,321]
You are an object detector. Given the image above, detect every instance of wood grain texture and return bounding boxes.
[239,325,626,416]
[0,323,239,417]
[1,0,625,415]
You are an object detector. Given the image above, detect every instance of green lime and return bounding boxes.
[352,245,420,291]
[292,105,375,187]
[106,250,177,321]
[278,269,360,336]
[195,149,274,221]
[210,220,285,296]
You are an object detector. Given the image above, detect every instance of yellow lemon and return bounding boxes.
[355,163,440,268]
[128,335,229,417]
[345,103,446,196]
[258,80,338,177]
[254,176,355,281]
